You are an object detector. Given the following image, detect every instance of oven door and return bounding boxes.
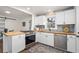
[25,35,35,45]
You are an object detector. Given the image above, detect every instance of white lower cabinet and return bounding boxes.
[67,35,76,52]
[76,37,79,53]
[3,34,25,53]
[12,35,25,53]
[36,32,79,53]
[36,32,54,46]
[36,32,42,42]
[45,34,54,46]
[67,35,79,53]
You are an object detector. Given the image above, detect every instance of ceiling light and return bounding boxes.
[47,9,52,12]
[5,11,11,14]
[47,10,55,16]
[27,8,30,10]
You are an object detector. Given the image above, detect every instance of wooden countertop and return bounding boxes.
[54,32,75,35]
[34,30,76,35]
[3,32,25,36]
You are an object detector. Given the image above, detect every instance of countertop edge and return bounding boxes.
[34,31,76,35]
[3,32,25,36]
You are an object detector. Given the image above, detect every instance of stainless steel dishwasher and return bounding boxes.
[54,34,67,50]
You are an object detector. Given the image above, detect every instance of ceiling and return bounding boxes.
[0,6,32,20]
[12,6,72,15]
[0,6,72,20]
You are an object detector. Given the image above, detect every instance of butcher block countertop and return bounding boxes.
[53,32,75,35]
[34,30,76,35]
[3,32,25,36]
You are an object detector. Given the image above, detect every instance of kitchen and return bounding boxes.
[0,6,79,53]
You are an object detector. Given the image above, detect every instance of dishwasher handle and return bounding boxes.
[75,34,79,37]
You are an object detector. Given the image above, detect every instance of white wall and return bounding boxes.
[17,16,32,31]
[5,19,14,31]
[0,15,20,32]
[5,19,19,32]
[0,15,32,32]
[31,15,35,30]
[4,17,32,32]
[5,18,32,32]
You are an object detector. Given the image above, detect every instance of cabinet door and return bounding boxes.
[38,32,46,44]
[75,7,79,35]
[67,35,76,52]
[56,11,65,24]
[12,35,19,52]
[39,32,48,44]
[36,32,46,43]
[41,33,48,44]
[46,34,54,46]
[3,35,12,53]
[34,16,42,25]
[36,32,54,47]
[34,17,40,25]
[36,32,42,42]
[42,33,54,46]
[38,16,44,25]
[18,34,25,50]
[12,35,25,53]
[35,16,46,25]
[76,37,79,53]
[65,9,75,24]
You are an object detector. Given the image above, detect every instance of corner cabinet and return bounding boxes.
[36,32,54,46]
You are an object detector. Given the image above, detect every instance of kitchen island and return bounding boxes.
[3,32,25,53]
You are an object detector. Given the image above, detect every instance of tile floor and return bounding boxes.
[21,43,67,53]
[0,40,67,53]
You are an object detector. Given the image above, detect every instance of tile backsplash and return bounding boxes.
[49,24,75,32]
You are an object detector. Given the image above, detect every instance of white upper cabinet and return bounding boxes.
[75,7,79,35]
[65,9,75,24]
[56,9,75,25]
[56,11,65,24]
[34,17,39,25]
[34,16,46,25]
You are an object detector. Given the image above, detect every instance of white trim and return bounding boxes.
[9,6,33,15]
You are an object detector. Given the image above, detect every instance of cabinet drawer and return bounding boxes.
[36,32,41,35]
[36,32,54,46]
[12,35,19,40]
[41,32,53,36]
[67,35,76,39]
